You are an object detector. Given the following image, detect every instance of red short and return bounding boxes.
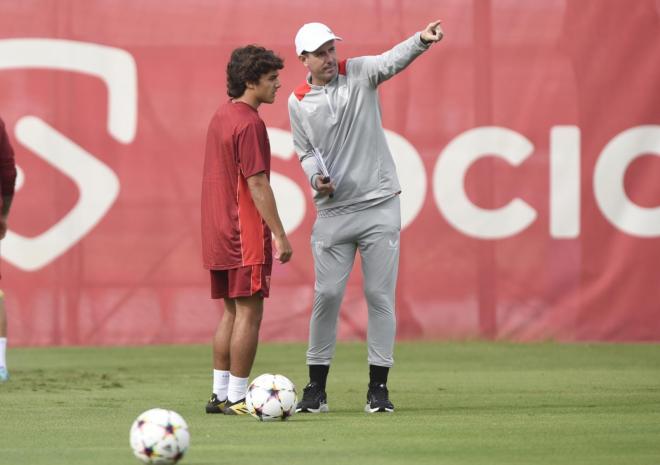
[210,263,272,299]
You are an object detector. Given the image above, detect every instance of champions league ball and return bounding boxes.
[246,373,297,421]
[129,408,190,464]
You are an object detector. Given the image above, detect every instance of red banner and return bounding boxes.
[1,0,659,345]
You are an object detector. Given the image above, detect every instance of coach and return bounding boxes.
[288,20,444,413]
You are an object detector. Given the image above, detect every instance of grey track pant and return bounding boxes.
[307,195,401,367]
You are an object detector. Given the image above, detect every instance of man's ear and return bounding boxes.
[298,54,308,67]
[245,80,257,90]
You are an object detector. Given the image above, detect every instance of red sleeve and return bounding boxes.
[0,118,17,197]
[236,120,270,179]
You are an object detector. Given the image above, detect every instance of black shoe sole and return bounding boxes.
[364,404,394,413]
[295,403,329,413]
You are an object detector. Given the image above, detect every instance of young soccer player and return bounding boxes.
[0,116,17,382]
[201,45,292,414]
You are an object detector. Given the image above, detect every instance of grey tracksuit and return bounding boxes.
[288,32,430,367]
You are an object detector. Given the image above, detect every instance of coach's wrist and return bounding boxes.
[311,174,322,191]
[419,33,431,46]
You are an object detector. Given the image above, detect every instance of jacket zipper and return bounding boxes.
[324,87,336,119]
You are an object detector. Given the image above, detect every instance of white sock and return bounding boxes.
[227,375,249,403]
[0,337,6,368]
[212,369,230,400]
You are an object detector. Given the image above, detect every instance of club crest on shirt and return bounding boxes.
[337,84,349,104]
[300,101,318,114]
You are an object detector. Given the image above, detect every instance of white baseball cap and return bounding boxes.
[295,22,342,56]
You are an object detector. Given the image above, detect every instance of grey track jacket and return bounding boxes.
[288,32,430,212]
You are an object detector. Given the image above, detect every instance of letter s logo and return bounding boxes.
[0,39,137,271]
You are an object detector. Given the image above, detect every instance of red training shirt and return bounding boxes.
[201,100,272,270]
[0,117,17,199]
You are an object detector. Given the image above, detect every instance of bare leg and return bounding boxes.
[0,291,6,336]
[229,294,264,378]
[213,299,236,370]
[0,292,7,377]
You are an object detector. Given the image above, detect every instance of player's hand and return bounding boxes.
[314,175,335,197]
[421,20,443,43]
[0,217,7,240]
[273,233,293,264]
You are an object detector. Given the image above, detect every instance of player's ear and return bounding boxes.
[298,53,308,67]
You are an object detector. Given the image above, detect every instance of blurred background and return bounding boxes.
[0,0,659,346]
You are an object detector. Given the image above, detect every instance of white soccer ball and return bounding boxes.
[129,408,190,464]
[246,373,297,421]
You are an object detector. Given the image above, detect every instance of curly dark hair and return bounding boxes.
[226,45,284,98]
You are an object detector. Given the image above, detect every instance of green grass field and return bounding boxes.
[1,341,659,465]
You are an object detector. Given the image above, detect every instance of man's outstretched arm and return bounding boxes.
[352,19,444,86]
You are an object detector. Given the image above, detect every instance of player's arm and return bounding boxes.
[352,19,444,87]
[0,195,13,239]
[246,173,293,264]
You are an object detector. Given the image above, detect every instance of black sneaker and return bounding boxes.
[205,393,226,414]
[222,398,249,415]
[295,381,329,413]
[365,383,394,413]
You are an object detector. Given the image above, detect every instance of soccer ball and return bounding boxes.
[129,408,190,464]
[245,373,297,421]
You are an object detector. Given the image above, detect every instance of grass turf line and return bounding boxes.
[1,341,659,465]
